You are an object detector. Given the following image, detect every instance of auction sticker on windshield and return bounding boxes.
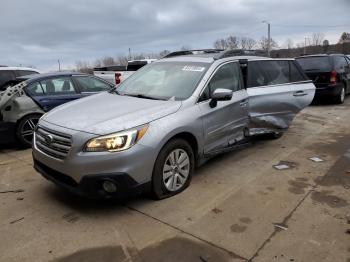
[182,66,205,72]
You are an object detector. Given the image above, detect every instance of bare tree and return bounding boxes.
[246,38,257,50]
[214,38,229,50]
[259,37,278,51]
[226,36,239,49]
[75,60,93,74]
[240,37,248,49]
[115,56,128,65]
[101,56,115,66]
[180,46,191,51]
[159,50,171,57]
[311,32,325,46]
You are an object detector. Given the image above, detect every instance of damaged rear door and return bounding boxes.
[246,60,315,134]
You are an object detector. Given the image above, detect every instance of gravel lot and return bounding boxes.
[0,100,350,262]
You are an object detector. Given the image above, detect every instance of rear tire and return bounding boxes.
[334,86,345,104]
[152,139,194,200]
[16,114,41,148]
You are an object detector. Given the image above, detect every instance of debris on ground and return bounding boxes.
[273,164,290,170]
[0,189,24,194]
[16,197,24,201]
[212,208,223,214]
[10,217,24,224]
[309,156,324,162]
[346,229,350,235]
[273,223,288,230]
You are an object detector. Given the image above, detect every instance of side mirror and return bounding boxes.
[209,88,233,108]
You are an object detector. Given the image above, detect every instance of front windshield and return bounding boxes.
[116,61,209,100]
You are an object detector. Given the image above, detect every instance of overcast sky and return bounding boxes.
[1,0,349,71]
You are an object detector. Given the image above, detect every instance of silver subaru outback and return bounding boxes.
[32,50,315,199]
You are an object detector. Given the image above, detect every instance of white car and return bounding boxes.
[93,59,156,85]
[0,66,40,91]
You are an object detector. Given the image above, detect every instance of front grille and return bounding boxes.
[35,126,72,160]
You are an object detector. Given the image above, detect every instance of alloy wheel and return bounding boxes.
[20,117,40,145]
[162,149,190,192]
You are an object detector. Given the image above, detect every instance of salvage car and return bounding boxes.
[32,50,315,199]
[296,54,350,104]
[0,72,115,146]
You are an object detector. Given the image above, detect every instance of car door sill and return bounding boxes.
[204,139,252,158]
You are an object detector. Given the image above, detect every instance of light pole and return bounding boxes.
[262,21,271,57]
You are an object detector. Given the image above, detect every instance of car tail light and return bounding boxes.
[330,70,337,85]
[115,73,121,85]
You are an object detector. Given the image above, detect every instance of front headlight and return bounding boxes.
[84,125,149,152]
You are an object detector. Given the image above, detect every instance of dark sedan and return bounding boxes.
[0,72,115,146]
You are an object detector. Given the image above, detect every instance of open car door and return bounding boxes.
[245,59,315,134]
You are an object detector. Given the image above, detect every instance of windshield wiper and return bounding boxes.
[305,68,321,71]
[123,93,165,100]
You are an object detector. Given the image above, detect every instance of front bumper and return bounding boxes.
[32,121,158,198]
[34,159,151,199]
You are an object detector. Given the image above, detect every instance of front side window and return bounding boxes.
[117,62,209,100]
[39,77,77,95]
[74,76,111,92]
[199,62,242,102]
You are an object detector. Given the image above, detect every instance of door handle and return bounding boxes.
[293,91,307,97]
[239,100,248,107]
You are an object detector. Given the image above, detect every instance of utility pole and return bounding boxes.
[262,21,271,57]
[58,59,61,71]
[128,48,131,61]
[304,37,307,54]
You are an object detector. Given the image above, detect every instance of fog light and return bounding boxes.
[102,180,117,193]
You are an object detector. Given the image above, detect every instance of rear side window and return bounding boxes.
[295,56,331,72]
[0,70,16,89]
[334,56,348,71]
[74,76,111,92]
[199,62,242,102]
[26,82,45,96]
[290,61,307,82]
[37,77,77,95]
[248,60,307,88]
[263,61,290,85]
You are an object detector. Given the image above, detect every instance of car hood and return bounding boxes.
[42,92,182,135]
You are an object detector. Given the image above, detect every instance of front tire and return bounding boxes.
[152,139,195,199]
[16,114,41,147]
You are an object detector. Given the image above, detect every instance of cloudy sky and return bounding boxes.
[1,0,349,71]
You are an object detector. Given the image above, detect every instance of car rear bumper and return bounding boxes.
[34,159,151,199]
[0,121,16,144]
[314,83,343,97]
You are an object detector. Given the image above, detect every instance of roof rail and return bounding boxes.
[163,49,224,58]
[214,49,268,59]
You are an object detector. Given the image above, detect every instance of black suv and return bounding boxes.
[295,54,350,104]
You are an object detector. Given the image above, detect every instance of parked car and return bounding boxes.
[295,54,350,104]
[93,59,156,85]
[32,50,315,199]
[0,66,40,91]
[0,72,115,146]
